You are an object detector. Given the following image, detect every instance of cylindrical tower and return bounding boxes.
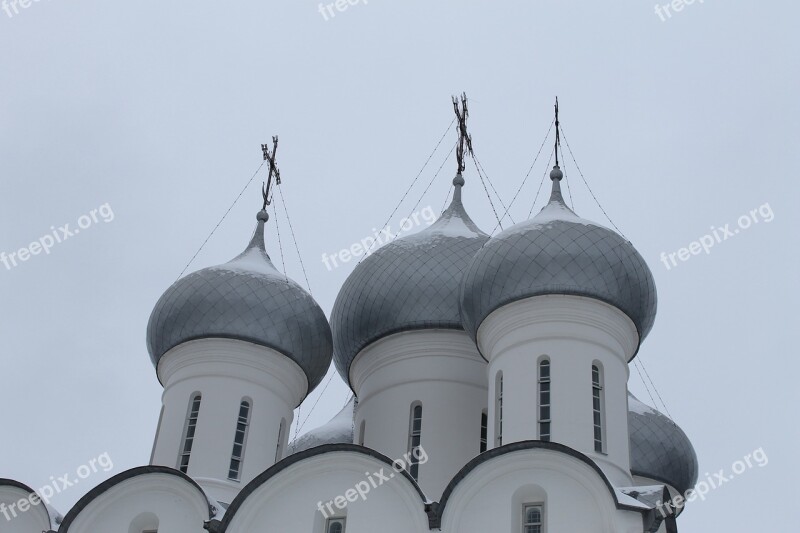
[146,210,333,504]
[460,165,658,486]
[331,174,489,499]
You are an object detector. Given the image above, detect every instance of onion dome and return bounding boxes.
[146,210,333,393]
[460,165,657,349]
[331,174,489,385]
[628,393,698,495]
[291,397,355,453]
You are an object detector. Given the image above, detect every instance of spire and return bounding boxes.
[243,136,282,254]
[448,93,471,210]
[428,94,485,236]
[453,93,473,176]
[548,97,566,206]
[452,172,465,206]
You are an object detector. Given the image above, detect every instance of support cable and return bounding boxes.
[491,118,555,234]
[355,118,456,266]
[559,125,627,240]
[527,146,555,219]
[276,186,313,295]
[176,161,265,279]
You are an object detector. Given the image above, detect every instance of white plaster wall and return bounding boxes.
[350,330,488,499]
[224,452,430,533]
[60,473,210,533]
[439,448,644,533]
[479,295,639,486]
[151,338,307,504]
[0,484,54,533]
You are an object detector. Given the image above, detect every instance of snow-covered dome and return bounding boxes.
[628,393,698,495]
[460,166,657,348]
[291,397,355,453]
[331,175,488,385]
[147,210,333,393]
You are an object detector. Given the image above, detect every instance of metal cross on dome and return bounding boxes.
[260,135,281,209]
[452,93,473,174]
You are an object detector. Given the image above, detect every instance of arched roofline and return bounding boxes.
[219,443,427,530]
[430,440,648,528]
[58,465,214,532]
[0,478,57,528]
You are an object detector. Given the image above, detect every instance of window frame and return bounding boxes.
[227,399,252,481]
[178,393,202,473]
[325,517,346,533]
[538,359,551,442]
[592,363,605,453]
[407,402,423,480]
[479,410,488,453]
[522,503,544,533]
[495,371,504,447]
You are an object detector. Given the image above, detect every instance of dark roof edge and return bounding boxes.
[220,444,427,530]
[431,440,647,528]
[58,466,213,532]
[0,478,56,526]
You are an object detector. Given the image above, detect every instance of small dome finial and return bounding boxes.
[550,165,563,181]
[257,209,269,222]
[452,172,465,205]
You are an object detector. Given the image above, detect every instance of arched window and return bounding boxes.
[495,371,504,447]
[523,504,544,533]
[275,418,286,462]
[326,517,346,533]
[178,393,201,473]
[228,400,251,480]
[480,410,488,453]
[128,512,159,533]
[592,364,605,452]
[358,419,366,446]
[407,403,423,480]
[538,360,550,442]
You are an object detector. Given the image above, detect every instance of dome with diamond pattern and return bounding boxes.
[146,210,333,393]
[331,174,488,386]
[460,165,657,349]
[628,393,698,494]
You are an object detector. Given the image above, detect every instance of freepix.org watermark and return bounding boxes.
[316,446,429,518]
[660,202,774,271]
[1,453,114,522]
[1,203,114,272]
[654,0,705,22]
[321,206,436,271]
[656,447,768,517]
[1,0,49,19]
[318,0,368,22]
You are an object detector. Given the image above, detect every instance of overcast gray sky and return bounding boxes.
[1,1,797,530]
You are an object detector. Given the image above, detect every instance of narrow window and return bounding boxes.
[275,418,286,462]
[479,410,488,453]
[228,400,251,480]
[178,394,201,473]
[523,504,543,533]
[538,360,551,442]
[408,403,423,480]
[592,364,604,452]
[495,372,504,447]
[358,419,366,446]
[326,517,346,533]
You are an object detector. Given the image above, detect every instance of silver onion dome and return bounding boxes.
[331,174,489,386]
[291,397,356,453]
[460,166,657,349]
[628,393,698,495]
[146,210,333,393]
